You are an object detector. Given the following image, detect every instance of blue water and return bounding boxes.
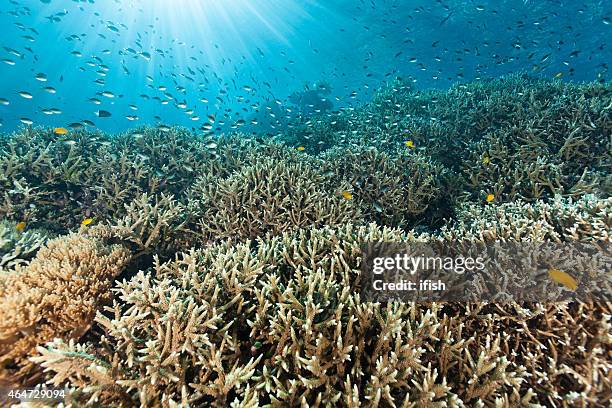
[0,0,610,133]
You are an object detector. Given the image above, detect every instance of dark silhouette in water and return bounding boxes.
[288,81,333,115]
[242,81,335,135]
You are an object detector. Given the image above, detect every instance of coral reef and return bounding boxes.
[0,74,609,406]
[0,126,217,234]
[284,73,611,202]
[89,192,188,260]
[319,145,454,229]
[0,233,130,383]
[187,158,360,241]
[442,194,611,242]
[33,223,611,407]
[0,220,50,271]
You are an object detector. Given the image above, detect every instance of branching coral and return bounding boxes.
[88,192,188,259]
[187,157,361,241]
[280,73,611,203]
[1,74,610,406]
[0,127,216,233]
[320,145,455,229]
[441,194,611,242]
[0,233,130,384]
[0,127,111,229]
[0,220,50,271]
[32,223,611,407]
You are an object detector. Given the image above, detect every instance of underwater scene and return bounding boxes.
[0,0,611,406]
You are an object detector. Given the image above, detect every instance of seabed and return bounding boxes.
[0,74,610,407]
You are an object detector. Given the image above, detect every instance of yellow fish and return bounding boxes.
[341,191,353,200]
[554,72,564,79]
[296,146,305,151]
[548,268,578,291]
[81,218,94,226]
[404,140,415,149]
[482,155,490,165]
[15,221,26,232]
[486,193,494,203]
[53,127,69,135]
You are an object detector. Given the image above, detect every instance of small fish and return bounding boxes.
[486,193,495,203]
[68,122,84,129]
[81,218,94,226]
[341,191,353,200]
[548,268,578,291]
[35,73,47,82]
[18,91,33,99]
[53,127,69,135]
[15,221,26,232]
[20,118,33,125]
[482,155,490,165]
[97,110,112,118]
[404,140,415,149]
[296,146,306,151]
[554,72,564,78]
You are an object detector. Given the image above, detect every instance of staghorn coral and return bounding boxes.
[433,195,612,303]
[0,127,325,238]
[88,192,188,260]
[0,233,130,384]
[320,145,455,229]
[0,75,610,406]
[32,223,611,407]
[282,73,611,203]
[441,194,611,242]
[1,73,607,237]
[0,127,115,230]
[187,157,361,241]
[0,126,218,233]
[0,220,50,271]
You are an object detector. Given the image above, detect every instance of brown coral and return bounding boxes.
[0,233,130,384]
